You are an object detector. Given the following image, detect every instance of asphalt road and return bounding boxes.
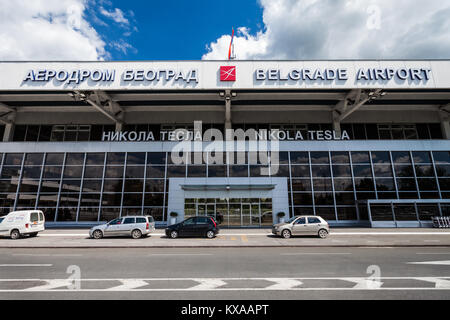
[1,247,450,300]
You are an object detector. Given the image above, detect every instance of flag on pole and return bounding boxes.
[228,28,235,60]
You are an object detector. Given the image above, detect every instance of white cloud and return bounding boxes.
[99,6,129,25]
[203,0,450,60]
[0,0,107,60]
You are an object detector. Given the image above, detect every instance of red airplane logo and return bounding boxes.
[220,66,236,81]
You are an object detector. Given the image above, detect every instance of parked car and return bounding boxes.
[90,216,155,239]
[272,215,330,239]
[166,216,219,239]
[0,210,45,239]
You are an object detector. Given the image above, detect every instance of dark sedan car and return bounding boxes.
[165,216,219,239]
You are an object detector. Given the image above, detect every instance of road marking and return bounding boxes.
[424,240,441,243]
[39,234,87,237]
[265,278,303,290]
[280,253,351,256]
[0,264,52,267]
[1,276,450,292]
[12,254,82,257]
[106,280,148,291]
[230,237,237,241]
[148,253,213,256]
[342,277,383,289]
[416,253,450,255]
[190,279,227,290]
[407,260,450,265]
[24,280,72,291]
[415,277,450,289]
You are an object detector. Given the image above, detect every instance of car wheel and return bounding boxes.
[281,229,291,239]
[206,230,215,239]
[29,232,38,237]
[318,229,329,239]
[92,230,103,239]
[10,229,20,240]
[170,230,178,239]
[131,229,142,239]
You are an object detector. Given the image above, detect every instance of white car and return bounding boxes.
[0,210,45,239]
[89,216,156,239]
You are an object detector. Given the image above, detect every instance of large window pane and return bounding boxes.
[418,204,439,221]
[337,207,357,220]
[290,152,309,164]
[351,152,370,164]
[394,204,417,221]
[371,151,390,164]
[310,152,329,164]
[4,154,23,166]
[391,151,411,164]
[127,153,146,165]
[85,153,105,165]
[331,152,350,164]
[24,154,44,166]
[412,151,432,164]
[370,204,393,221]
[78,208,99,222]
[56,207,77,221]
[45,153,65,166]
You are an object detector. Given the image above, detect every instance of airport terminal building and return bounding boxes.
[1,60,450,228]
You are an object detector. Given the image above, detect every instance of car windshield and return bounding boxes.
[287,216,297,223]
[0,217,4,223]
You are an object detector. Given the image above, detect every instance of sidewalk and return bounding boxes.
[1,228,450,248]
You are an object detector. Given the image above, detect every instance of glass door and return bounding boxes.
[241,203,251,226]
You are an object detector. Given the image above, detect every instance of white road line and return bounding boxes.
[0,264,53,267]
[407,260,450,265]
[148,253,213,256]
[416,253,450,255]
[415,277,450,288]
[12,254,82,257]
[424,240,441,243]
[280,253,351,255]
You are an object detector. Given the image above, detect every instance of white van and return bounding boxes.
[0,210,45,239]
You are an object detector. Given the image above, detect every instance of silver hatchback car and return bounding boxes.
[90,216,156,239]
[272,216,330,239]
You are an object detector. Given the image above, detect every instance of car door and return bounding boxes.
[120,217,136,235]
[195,216,209,236]
[29,212,40,231]
[306,217,321,235]
[104,218,123,235]
[179,217,196,237]
[291,217,308,235]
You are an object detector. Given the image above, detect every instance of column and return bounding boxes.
[2,123,14,142]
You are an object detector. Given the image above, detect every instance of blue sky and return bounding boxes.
[94,0,264,60]
[1,0,449,61]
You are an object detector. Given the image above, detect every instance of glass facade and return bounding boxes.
[1,150,450,224]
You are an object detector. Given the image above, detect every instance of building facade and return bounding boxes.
[1,60,450,227]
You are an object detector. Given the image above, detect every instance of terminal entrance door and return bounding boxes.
[186,198,273,228]
[197,203,216,221]
[241,203,261,227]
